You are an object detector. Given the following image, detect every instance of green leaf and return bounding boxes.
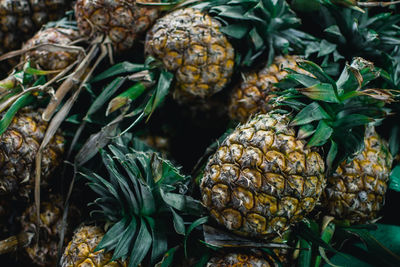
[111,217,138,260]
[160,190,204,214]
[107,82,147,115]
[184,216,208,258]
[146,217,168,265]
[285,73,320,88]
[220,23,250,39]
[156,246,178,267]
[324,25,343,38]
[326,139,338,172]
[342,226,400,266]
[296,221,338,253]
[333,114,372,129]
[298,83,340,103]
[308,120,333,147]
[138,179,156,216]
[315,221,336,267]
[389,165,400,192]
[91,62,147,83]
[128,218,153,267]
[297,60,337,87]
[324,253,372,267]
[96,217,129,252]
[0,92,34,135]
[318,40,337,57]
[101,151,139,214]
[291,102,331,126]
[147,71,173,120]
[298,238,312,267]
[84,77,126,120]
[170,208,185,235]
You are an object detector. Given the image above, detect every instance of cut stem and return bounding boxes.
[0,232,35,255]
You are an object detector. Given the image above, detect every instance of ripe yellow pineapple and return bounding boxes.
[0,0,71,53]
[60,225,127,267]
[229,55,308,122]
[22,27,80,71]
[201,57,389,240]
[0,194,80,265]
[145,7,235,102]
[0,107,65,198]
[75,0,161,51]
[322,126,393,224]
[201,113,326,239]
[207,252,278,267]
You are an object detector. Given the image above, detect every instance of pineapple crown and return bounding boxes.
[311,3,400,71]
[191,0,315,67]
[275,57,392,172]
[81,136,204,267]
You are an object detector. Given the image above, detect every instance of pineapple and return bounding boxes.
[66,138,204,266]
[140,134,170,156]
[0,107,65,199]
[229,55,308,122]
[74,0,161,51]
[207,252,278,267]
[201,112,326,239]
[200,58,390,240]
[22,26,80,71]
[144,0,309,103]
[0,194,79,266]
[0,0,71,54]
[322,126,393,224]
[60,225,127,267]
[145,7,235,102]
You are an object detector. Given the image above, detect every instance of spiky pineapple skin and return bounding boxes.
[0,108,64,198]
[229,55,306,122]
[60,225,126,267]
[23,27,79,71]
[18,194,79,267]
[207,252,277,267]
[145,8,235,102]
[322,127,392,224]
[200,113,325,239]
[75,0,160,51]
[0,0,70,53]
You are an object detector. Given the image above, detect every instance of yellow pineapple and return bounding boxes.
[60,225,127,267]
[0,0,71,53]
[229,55,308,122]
[22,26,80,71]
[0,194,80,266]
[201,113,326,239]
[200,58,390,240]
[0,107,65,199]
[207,252,277,267]
[145,7,235,102]
[322,126,393,224]
[75,0,160,51]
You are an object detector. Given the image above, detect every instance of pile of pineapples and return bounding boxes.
[1,0,400,266]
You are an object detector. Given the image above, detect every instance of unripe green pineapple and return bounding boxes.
[322,126,393,224]
[201,113,326,239]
